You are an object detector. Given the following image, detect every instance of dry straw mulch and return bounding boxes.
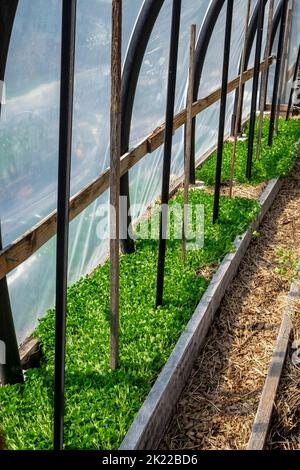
[202,181,266,200]
[266,277,300,450]
[161,159,300,451]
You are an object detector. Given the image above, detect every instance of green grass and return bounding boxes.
[196,118,300,186]
[0,191,258,450]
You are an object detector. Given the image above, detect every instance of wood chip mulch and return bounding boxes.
[202,181,266,200]
[161,158,300,450]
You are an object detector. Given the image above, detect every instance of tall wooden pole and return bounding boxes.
[110,0,122,370]
[54,0,77,451]
[229,0,251,198]
[182,24,196,261]
[256,0,274,160]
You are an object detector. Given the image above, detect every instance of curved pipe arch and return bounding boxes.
[243,0,268,73]
[0,0,23,385]
[189,0,226,181]
[232,0,283,133]
[231,0,267,134]
[121,0,165,152]
[120,0,165,253]
[270,0,284,52]
[190,0,279,180]
[193,0,226,102]
[263,0,283,109]
[0,1,19,82]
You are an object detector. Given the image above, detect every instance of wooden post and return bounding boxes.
[229,0,251,198]
[256,0,274,160]
[110,0,122,370]
[275,1,292,133]
[182,24,196,261]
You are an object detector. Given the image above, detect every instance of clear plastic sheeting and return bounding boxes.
[129,0,210,220]
[194,0,252,164]
[267,0,300,104]
[284,1,300,103]
[1,0,143,342]
[0,0,291,343]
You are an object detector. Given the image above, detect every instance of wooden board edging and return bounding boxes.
[247,313,292,450]
[19,337,41,370]
[247,261,300,450]
[120,177,282,450]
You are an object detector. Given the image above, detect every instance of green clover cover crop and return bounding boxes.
[0,117,298,450]
[196,118,300,186]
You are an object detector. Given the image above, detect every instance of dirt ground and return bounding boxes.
[161,159,300,450]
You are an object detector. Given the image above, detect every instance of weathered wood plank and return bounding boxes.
[247,313,292,450]
[19,337,41,370]
[0,335,41,385]
[0,57,273,281]
[265,103,288,112]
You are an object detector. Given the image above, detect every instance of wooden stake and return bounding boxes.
[256,0,274,160]
[182,24,196,261]
[229,0,251,198]
[110,0,122,370]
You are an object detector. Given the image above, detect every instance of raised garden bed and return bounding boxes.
[196,118,300,187]
[0,118,299,450]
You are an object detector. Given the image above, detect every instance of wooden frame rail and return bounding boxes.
[0,57,273,281]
